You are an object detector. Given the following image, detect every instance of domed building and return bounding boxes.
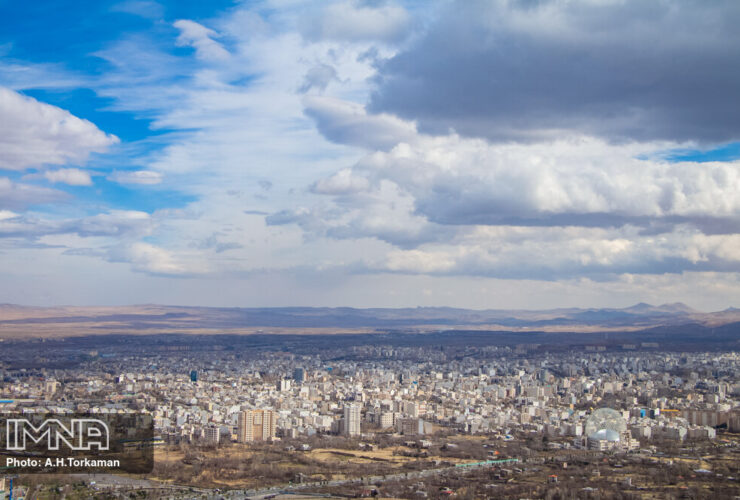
[589,428,620,443]
[585,408,631,451]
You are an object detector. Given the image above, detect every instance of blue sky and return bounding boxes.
[1,0,740,310]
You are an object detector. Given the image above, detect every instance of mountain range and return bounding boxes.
[1,302,739,339]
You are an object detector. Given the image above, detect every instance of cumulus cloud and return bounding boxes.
[305,119,740,232]
[359,225,740,280]
[107,242,207,276]
[174,20,230,61]
[300,1,411,43]
[0,87,118,170]
[4,0,736,305]
[43,168,93,186]
[106,242,180,275]
[0,210,19,221]
[0,206,206,277]
[0,177,68,209]
[108,170,163,185]
[303,95,417,150]
[283,101,740,278]
[369,0,740,143]
[0,209,153,240]
[0,207,202,277]
[70,210,153,238]
[269,179,455,248]
[311,168,370,195]
[299,64,339,94]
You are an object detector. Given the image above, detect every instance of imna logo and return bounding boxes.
[5,418,109,451]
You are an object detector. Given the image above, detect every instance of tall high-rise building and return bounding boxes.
[277,378,291,392]
[343,403,361,437]
[203,426,220,444]
[293,367,306,383]
[190,370,198,382]
[238,410,277,443]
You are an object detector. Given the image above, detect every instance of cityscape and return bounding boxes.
[2,0,740,498]
[0,305,739,498]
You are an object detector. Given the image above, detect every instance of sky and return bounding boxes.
[1,0,740,311]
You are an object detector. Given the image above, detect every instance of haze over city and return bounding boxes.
[2,0,740,310]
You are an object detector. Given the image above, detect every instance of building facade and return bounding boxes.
[238,409,277,443]
[343,403,361,437]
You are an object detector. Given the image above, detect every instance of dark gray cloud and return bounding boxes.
[369,0,740,143]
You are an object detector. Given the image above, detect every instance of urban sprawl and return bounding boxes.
[1,338,739,498]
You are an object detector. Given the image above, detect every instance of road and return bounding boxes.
[63,459,518,499]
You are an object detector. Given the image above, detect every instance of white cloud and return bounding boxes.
[0,177,68,209]
[304,115,740,230]
[0,209,154,240]
[385,249,457,273]
[97,4,740,290]
[0,210,19,221]
[311,168,370,195]
[72,210,153,238]
[303,95,417,150]
[174,20,230,61]
[0,87,118,171]
[275,96,740,280]
[270,179,450,248]
[2,1,737,308]
[43,168,93,186]
[351,224,740,280]
[0,60,85,91]
[301,1,411,43]
[108,170,163,185]
[108,242,207,276]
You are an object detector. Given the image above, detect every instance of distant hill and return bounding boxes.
[0,302,738,339]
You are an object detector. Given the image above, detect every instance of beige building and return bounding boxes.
[238,409,277,443]
[379,412,394,429]
[343,404,361,437]
[45,379,59,396]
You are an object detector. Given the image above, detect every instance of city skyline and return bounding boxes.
[2,0,740,310]
[1,328,737,496]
